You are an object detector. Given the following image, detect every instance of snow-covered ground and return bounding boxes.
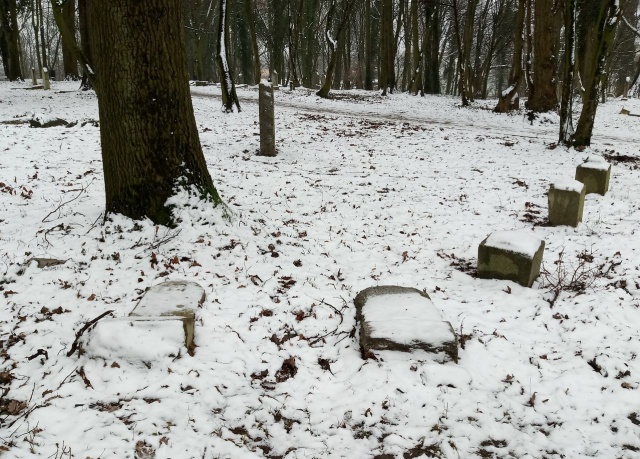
[1,81,640,458]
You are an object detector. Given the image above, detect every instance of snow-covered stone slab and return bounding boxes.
[129,281,205,353]
[548,179,585,227]
[477,230,545,288]
[82,317,187,363]
[354,286,458,363]
[575,157,611,195]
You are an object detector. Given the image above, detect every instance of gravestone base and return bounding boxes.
[548,180,585,227]
[354,286,458,363]
[477,231,545,288]
[575,158,611,195]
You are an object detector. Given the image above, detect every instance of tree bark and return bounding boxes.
[61,0,78,79]
[0,0,23,80]
[559,0,575,144]
[88,0,222,224]
[495,0,525,112]
[216,0,241,112]
[573,0,621,146]
[526,0,559,112]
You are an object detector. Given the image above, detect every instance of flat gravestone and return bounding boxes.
[575,156,611,196]
[548,179,585,227]
[130,281,205,353]
[477,230,544,288]
[354,286,458,363]
[83,317,187,363]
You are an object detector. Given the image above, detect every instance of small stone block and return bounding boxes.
[548,179,585,227]
[477,231,545,288]
[354,286,458,363]
[130,281,205,352]
[575,157,611,195]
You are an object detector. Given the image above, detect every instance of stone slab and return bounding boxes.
[548,180,585,227]
[130,281,205,353]
[354,286,458,363]
[477,231,544,287]
[575,158,611,195]
[83,317,187,363]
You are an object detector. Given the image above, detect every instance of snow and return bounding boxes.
[1,81,640,458]
[82,317,187,363]
[130,281,203,317]
[362,292,452,345]
[483,230,543,258]
[581,155,611,171]
[551,178,584,193]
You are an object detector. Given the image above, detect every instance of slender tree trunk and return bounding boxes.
[217,0,241,112]
[88,0,222,224]
[364,0,373,89]
[451,0,469,105]
[409,0,421,94]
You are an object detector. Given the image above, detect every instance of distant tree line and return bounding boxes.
[0,0,636,144]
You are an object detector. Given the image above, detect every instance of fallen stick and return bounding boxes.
[67,310,114,357]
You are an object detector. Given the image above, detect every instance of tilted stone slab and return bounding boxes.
[83,317,188,363]
[130,281,205,353]
[575,157,611,195]
[477,230,544,288]
[354,286,458,363]
[548,179,585,227]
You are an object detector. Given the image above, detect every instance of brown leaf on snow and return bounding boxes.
[87,293,96,301]
[275,357,297,383]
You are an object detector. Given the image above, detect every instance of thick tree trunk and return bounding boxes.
[61,0,78,79]
[0,0,23,80]
[559,0,575,144]
[527,0,559,112]
[88,0,222,224]
[78,0,92,89]
[495,0,525,112]
[244,0,261,84]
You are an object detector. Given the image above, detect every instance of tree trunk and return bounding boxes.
[216,0,241,112]
[527,0,559,112]
[88,0,222,224]
[364,0,373,90]
[0,0,23,80]
[573,0,621,146]
[559,0,575,144]
[78,0,93,89]
[61,0,78,79]
[244,0,261,84]
[495,0,525,112]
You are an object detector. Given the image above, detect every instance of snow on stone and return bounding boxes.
[130,280,203,318]
[82,317,186,362]
[581,155,611,170]
[483,230,543,257]
[362,292,451,345]
[552,178,585,193]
